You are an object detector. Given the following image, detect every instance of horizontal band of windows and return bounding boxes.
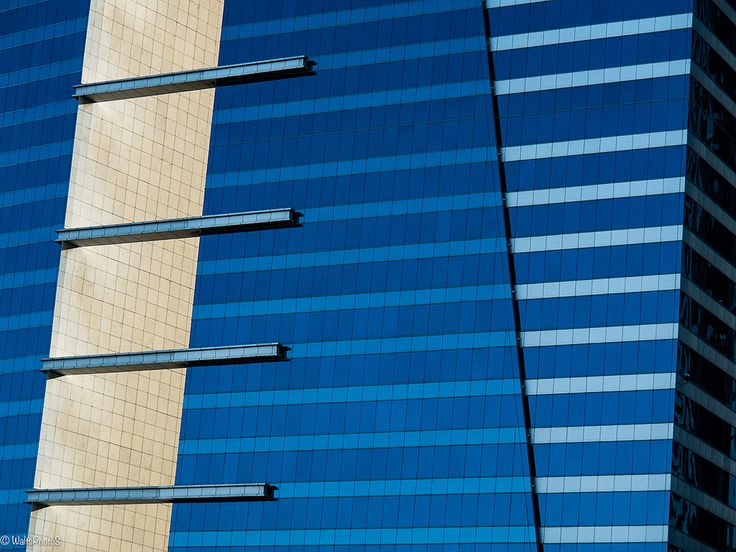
[0,0,49,14]
[0,398,41,419]
[0,16,86,54]
[303,191,501,224]
[0,58,80,92]
[0,442,36,461]
[57,208,300,248]
[502,130,688,162]
[178,427,526,455]
[0,355,47,376]
[493,27,690,81]
[506,177,684,207]
[531,423,674,445]
[294,36,484,73]
[511,225,682,254]
[27,484,277,508]
[207,146,497,189]
[169,526,536,547]
[0,142,71,173]
[0,181,66,209]
[516,274,681,300]
[184,377,522,410]
[670,492,736,552]
[495,60,690,95]
[193,284,511,320]
[214,79,490,125]
[541,525,668,544]
[487,0,548,7]
[672,446,736,516]
[74,57,315,103]
[526,373,676,396]
[0,310,50,332]
[0,100,72,132]
[678,340,736,414]
[41,344,288,376]
[279,476,530,498]
[289,332,516,359]
[223,0,477,41]
[521,323,678,347]
[198,238,506,275]
[491,13,691,52]
[537,473,671,494]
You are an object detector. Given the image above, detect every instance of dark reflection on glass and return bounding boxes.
[672,442,736,508]
[675,392,736,460]
[670,493,736,551]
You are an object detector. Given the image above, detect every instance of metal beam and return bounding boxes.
[74,56,315,103]
[57,208,301,248]
[41,343,289,377]
[28,483,277,508]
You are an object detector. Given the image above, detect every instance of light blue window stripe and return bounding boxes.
[505,177,685,207]
[515,274,681,300]
[302,191,502,223]
[291,331,517,359]
[0,490,26,505]
[490,14,692,51]
[511,225,682,254]
[527,373,676,396]
[0,58,82,90]
[0,398,43,419]
[193,284,511,319]
[198,238,506,275]
[0,0,49,13]
[502,130,688,162]
[0,141,73,169]
[178,427,526,454]
[0,16,86,53]
[0,226,58,250]
[183,378,522,410]
[222,0,479,41]
[0,443,37,461]
[522,322,679,347]
[537,474,671,493]
[0,181,67,208]
[541,525,669,544]
[0,268,57,292]
[207,146,496,188]
[0,356,44,375]
[169,526,537,547]
[0,102,74,131]
[487,0,549,7]
[531,423,674,444]
[280,476,531,498]
[496,59,691,95]
[314,36,485,71]
[213,80,489,124]
[0,310,51,332]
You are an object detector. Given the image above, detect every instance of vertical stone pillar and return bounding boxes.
[28,1,224,549]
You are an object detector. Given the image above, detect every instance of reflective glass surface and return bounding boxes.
[170,0,697,550]
[0,0,89,542]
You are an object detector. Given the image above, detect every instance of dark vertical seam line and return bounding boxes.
[480,4,544,550]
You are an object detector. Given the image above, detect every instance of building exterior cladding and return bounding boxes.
[3,0,736,550]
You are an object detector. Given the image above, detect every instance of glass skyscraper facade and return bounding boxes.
[0,0,89,538]
[4,0,736,550]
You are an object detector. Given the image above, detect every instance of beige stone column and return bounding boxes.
[28,1,224,550]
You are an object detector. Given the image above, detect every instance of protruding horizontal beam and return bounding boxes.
[27,483,277,508]
[57,208,301,248]
[73,56,315,103]
[42,343,288,377]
